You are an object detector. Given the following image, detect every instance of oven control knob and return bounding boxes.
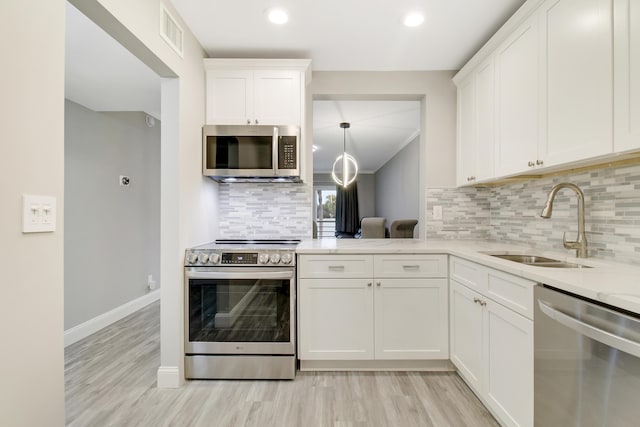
[186,253,198,264]
[209,253,220,264]
[270,253,281,264]
[258,253,270,264]
[281,253,293,264]
[197,253,209,264]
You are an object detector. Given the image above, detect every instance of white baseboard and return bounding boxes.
[157,366,183,388]
[64,289,160,347]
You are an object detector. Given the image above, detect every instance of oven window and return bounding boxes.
[188,278,290,343]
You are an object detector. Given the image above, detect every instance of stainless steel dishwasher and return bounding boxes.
[534,284,640,426]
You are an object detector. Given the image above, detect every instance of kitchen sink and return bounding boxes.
[482,252,591,269]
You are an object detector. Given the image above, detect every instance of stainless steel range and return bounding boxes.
[184,239,299,380]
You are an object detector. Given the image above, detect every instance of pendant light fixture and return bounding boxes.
[332,122,359,188]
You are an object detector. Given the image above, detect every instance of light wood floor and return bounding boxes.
[65,301,499,427]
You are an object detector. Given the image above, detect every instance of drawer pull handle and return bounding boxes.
[376,282,381,287]
[402,265,420,270]
[328,265,345,271]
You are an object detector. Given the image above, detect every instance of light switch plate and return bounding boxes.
[22,194,56,233]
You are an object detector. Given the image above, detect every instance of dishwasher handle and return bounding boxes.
[538,299,640,358]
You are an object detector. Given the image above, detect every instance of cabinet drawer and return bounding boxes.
[486,269,535,320]
[298,255,373,278]
[449,257,488,291]
[373,255,447,278]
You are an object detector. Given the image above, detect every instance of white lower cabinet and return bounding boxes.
[298,254,448,361]
[299,278,374,360]
[450,257,533,427]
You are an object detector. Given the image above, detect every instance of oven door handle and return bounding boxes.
[186,270,293,280]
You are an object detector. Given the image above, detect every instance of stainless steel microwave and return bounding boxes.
[202,125,300,182]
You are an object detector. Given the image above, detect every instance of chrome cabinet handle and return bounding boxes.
[247,119,251,124]
[367,282,372,287]
[376,282,381,287]
[473,297,481,304]
[255,119,259,124]
[402,265,420,270]
[528,161,535,167]
[328,265,345,271]
[536,159,544,166]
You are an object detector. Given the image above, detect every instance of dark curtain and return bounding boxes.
[335,181,359,236]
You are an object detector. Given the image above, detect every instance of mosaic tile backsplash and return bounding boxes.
[218,183,313,240]
[426,162,640,266]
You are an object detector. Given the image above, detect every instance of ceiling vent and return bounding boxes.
[160,3,184,57]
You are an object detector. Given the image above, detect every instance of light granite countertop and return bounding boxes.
[296,239,640,315]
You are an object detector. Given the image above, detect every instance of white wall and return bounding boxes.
[68,0,218,388]
[0,1,66,426]
[306,71,458,238]
[64,100,160,330]
[375,136,420,233]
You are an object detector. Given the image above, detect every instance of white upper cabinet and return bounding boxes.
[456,75,476,186]
[206,70,253,125]
[539,0,613,165]
[454,0,632,185]
[495,15,540,177]
[204,59,310,126]
[614,0,640,152]
[252,71,301,125]
[475,58,496,182]
[457,57,496,186]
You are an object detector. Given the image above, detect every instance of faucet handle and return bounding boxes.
[562,232,580,249]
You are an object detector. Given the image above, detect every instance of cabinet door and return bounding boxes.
[450,281,484,393]
[614,0,640,152]
[495,15,540,177]
[475,57,496,182]
[253,70,301,125]
[374,278,448,360]
[298,279,374,360]
[456,75,475,186]
[205,70,253,124]
[539,0,613,166]
[484,299,533,427]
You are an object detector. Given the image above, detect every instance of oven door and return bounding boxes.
[185,267,295,355]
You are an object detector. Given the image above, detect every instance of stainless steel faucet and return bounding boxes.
[540,182,588,258]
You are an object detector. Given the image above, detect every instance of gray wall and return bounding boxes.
[64,100,160,329]
[313,173,376,219]
[375,136,420,235]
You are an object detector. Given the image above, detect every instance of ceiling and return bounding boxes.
[64,3,161,117]
[313,100,420,173]
[171,0,526,71]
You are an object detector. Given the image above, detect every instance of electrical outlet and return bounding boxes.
[432,205,443,220]
[147,274,156,290]
[22,194,56,233]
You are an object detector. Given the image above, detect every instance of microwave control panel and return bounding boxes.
[278,137,297,170]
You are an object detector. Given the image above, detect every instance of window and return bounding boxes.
[313,186,336,238]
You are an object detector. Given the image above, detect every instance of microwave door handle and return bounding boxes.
[272,126,279,173]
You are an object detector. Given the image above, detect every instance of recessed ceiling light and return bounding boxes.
[404,13,425,27]
[267,8,288,25]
